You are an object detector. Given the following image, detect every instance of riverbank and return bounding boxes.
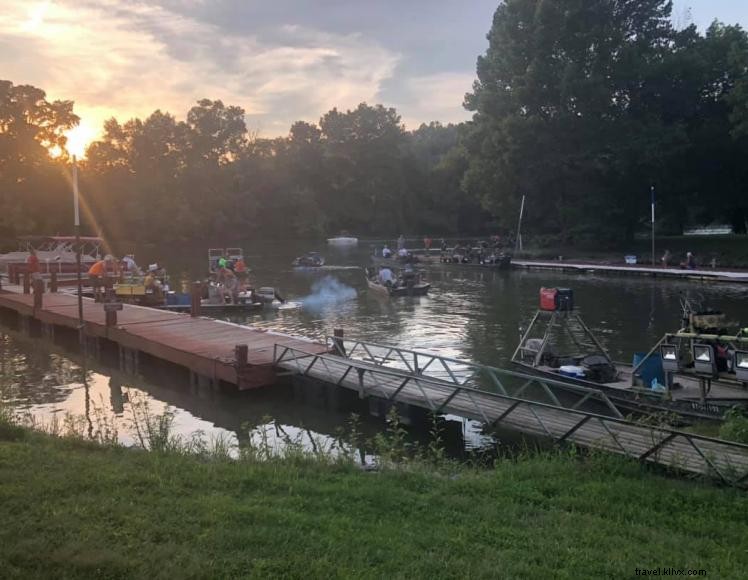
[1,427,747,578]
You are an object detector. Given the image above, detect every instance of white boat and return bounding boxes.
[327,232,358,246]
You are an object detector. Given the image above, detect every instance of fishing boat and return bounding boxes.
[327,231,358,246]
[292,252,325,268]
[0,235,104,280]
[511,288,748,422]
[366,266,430,297]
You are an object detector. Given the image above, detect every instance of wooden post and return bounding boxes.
[32,278,44,309]
[191,282,202,317]
[333,328,346,357]
[23,272,30,294]
[50,271,58,293]
[235,344,248,366]
[104,288,118,327]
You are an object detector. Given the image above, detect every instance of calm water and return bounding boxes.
[2,240,747,451]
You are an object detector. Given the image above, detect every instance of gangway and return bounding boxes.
[273,337,748,486]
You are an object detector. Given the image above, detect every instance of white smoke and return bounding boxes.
[301,276,357,311]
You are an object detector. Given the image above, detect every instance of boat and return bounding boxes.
[208,247,245,272]
[0,235,104,280]
[327,231,358,246]
[511,288,748,422]
[292,252,325,268]
[366,267,430,297]
[439,245,512,269]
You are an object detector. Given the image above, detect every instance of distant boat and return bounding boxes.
[327,231,358,246]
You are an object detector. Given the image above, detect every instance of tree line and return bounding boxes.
[2,0,748,248]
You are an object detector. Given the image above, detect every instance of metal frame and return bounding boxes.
[273,342,748,486]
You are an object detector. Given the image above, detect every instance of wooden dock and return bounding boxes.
[511,260,748,283]
[275,337,748,487]
[0,283,327,389]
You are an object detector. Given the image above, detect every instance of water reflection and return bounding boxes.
[2,239,748,454]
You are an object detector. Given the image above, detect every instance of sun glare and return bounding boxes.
[64,123,97,158]
[21,1,50,33]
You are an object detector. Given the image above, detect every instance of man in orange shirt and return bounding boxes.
[88,255,117,301]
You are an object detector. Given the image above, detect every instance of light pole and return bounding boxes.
[650,185,656,267]
[72,155,84,346]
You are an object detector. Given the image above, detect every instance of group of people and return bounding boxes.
[85,254,168,301]
[661,250,699,270]
[209,255,249,304]
[371,263,420,289]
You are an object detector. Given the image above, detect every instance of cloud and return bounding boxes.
[0,0,400,140]
[393,72,474,129]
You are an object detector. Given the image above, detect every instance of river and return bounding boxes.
[1,239,746,453]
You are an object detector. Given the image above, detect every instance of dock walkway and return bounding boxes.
[0,284,327,389]
[275,337,748,486]
[512,260,748,283]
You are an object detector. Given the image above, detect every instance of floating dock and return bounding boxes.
[0,282,327,389]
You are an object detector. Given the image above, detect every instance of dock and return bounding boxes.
[512,260,748,283]
[0,282,327,389]
[275,336,748,487]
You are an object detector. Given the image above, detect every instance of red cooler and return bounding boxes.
[540,287,558,311]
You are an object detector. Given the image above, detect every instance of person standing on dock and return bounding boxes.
[661,249,671,268]
[397,234,405,250]
[26,249,41,281]
[88,255,117,301]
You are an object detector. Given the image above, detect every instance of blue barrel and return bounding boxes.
[632,353,664,387]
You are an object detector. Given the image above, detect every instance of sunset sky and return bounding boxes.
[1,0,746,153]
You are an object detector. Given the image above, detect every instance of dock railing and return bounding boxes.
[273,342,748,485]
[323,335,625,418]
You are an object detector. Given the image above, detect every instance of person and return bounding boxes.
[144,265,164,300]
[26,248,41,281]
[217,255,228,270]
[423,236,432,251]
[715,342,729,373]
[440,239,447,252]
[88,255,117,301]
[223,269,239,304]
[378,266,394,286]
[683,252,696,270]
[397,234,405,250]
[382,244,392,258]
[661,249,671,268]
[397,247,408,258]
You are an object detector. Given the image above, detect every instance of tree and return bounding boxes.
[0,80,79,238]
[463,0,679,242]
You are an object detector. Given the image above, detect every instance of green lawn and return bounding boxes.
[1,429,747,579]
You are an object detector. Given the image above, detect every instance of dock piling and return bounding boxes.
[50,272,58,293]
[32,278,44,309]
[333,328,346,357]
[23,272,30,294]
[235,344,248,366]
[190,282,202,318]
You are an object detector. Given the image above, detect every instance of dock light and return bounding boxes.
[735,351,748,382]
[660,344,679,372]
[693,344,716,375]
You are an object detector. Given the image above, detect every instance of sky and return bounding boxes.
[1,0,747,154]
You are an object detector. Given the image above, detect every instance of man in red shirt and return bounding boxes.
[26,249,41,281]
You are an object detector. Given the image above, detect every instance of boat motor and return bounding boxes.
[692,344,716,375]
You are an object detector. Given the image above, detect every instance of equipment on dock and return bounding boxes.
[513,287,748,422]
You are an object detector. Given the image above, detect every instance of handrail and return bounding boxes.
[325,335,624,416]
[274,343,748,486]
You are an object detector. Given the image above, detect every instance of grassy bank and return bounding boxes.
[1,427,747,578]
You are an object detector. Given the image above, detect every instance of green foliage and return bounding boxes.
[1,427,747,578]
[464,0,748,240]
[719,408,748,444]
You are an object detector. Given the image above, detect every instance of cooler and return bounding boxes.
[540,287,558,311]
[556,288,574,311]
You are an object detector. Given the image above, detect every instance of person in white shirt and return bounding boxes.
[378,266,394,286]
[382,245,392,258]
[398,247,408,258]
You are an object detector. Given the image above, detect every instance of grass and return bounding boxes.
[1,422,748,579]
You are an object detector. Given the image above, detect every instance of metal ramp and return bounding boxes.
[274,337,748,486]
